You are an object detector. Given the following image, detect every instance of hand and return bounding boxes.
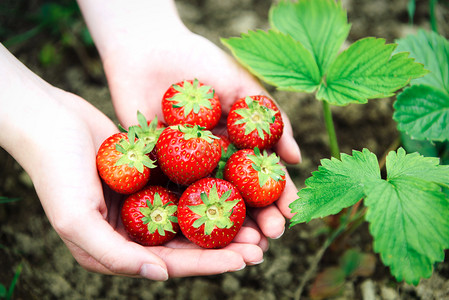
[101,30,301,239]
[0,45,265,280]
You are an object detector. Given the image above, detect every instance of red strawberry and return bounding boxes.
[131,112,169,186]
[215,134,231,152]
[155,124,221,185]
[223,148,286,207]
[227,95,284,150]
[96,128,156,194]
[121,185,179,246]
[178,177,246,248]
[162,79,221,130]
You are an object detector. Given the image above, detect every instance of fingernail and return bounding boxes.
[140,264,169,281]
[232,263,247,272]
[273,227,285,239]
[289,135,302,163]
[248,258,264,266]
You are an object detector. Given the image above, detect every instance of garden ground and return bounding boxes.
[1,0,449,299]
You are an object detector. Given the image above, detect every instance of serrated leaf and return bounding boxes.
[399,131,439,158]
[269,0,350,76]
[317,37,428,105]
[221,29,321,93]
[289,148,380,225]
[394,85,449,142]
[395,29,449,92]
[364,148,449,285]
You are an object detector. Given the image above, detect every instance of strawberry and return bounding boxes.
[155,124,221,185]
[131,112,169,186]
[227,95,284,150]
[96,128,156,194]
[215,134,232,153]
[214,139,238,180]
[121,185,179,246]
[178,177,246,248]
[223,148,286,207]
[162,79,221,130]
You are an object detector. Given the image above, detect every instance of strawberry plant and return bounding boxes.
[394,29,449,162]
[221,0,448,290]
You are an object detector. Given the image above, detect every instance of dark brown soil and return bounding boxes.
[1,0,449,299]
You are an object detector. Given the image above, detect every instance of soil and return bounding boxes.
[1,0,449,299]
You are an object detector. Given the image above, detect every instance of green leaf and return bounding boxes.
[395,29,449,92]
[364,148,449,285]
[6,263,22,300]
[309,267,346,300]
[339,249,376,277]
[289,148,380,225]
[394,85,449,142]
[317,37,429,105]
[0,196,21,204]
[399,131,439,158]
[221,29,321,93]
[0,284,6,298]
[269,0,350,76]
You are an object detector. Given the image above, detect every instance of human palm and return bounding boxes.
[103,31,300,238]
[36,89,266,279]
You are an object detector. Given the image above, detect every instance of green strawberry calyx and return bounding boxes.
[115,127,156,173]
[173,124,220,143]
[168,79,215,117]
[133,111,164,146]
[249,148,285,187]
[139,193,178,236]
[233,96,277,140]
[188,184,239,235]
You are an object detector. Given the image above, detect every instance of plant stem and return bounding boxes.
[322,101,340,159]
[293,217,350,300]
[293,137,403,299]
[430,0,438,33]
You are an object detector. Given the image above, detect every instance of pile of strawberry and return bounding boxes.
[96,79,286,249]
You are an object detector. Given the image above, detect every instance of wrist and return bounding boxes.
[77,0,189,60]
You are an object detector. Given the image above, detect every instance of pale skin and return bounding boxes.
[0,0,301,281]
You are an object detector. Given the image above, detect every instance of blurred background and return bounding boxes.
[1,0,448,299]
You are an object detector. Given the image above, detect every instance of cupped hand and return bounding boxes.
[101,30,301,239]
[37,89,267,279]
[0,44,265,279]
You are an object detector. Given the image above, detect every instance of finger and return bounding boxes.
[248,204,286,239]
[235,217,269,251]
[150,243,263,277]
[60,213,169,281]
[274,110,302,165]
[232,218,264,245]
[275,171,298,219]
